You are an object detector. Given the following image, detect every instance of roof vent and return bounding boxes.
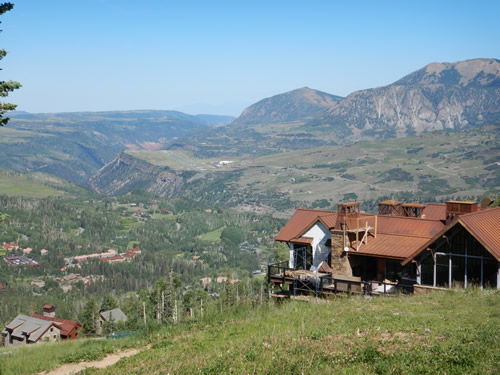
[378,200,402,216]
[401,203,426,218]
[337,202,360,217]
[446,201,478,222]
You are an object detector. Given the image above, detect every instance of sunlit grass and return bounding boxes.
[198,226,225,242]
[85,289,499,374]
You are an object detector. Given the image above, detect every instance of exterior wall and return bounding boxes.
[37,326,60,343]
[302,222,331,271]
[288,243,294,268]
[3,333,26,347]
[330,230,353,276]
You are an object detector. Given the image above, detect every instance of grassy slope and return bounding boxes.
[79,290,499,375]
[0,170,88,198]
[0,336,143,375]
[197,226,225,242]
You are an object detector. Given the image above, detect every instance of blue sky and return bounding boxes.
[2,0,499,116]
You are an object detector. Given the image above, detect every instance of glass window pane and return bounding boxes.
[483,260,497,289]
[421,255,434,286]
[451,256,465,288]
[436,255,449,288]
[467,258,481,287]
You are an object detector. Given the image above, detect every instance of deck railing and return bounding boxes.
[267,261,290,284]
[268,261,413,297]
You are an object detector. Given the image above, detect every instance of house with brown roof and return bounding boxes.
[269,200,500,297]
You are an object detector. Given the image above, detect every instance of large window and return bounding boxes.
[420,225,498,289]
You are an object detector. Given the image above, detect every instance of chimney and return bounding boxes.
[446,201,478,223]
[43,304,56,318]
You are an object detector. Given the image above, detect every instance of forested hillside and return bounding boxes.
[0,192,283,325]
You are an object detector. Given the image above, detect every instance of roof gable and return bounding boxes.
[458,207,500,260]
[275,209,336,243]
[402,207,500,265]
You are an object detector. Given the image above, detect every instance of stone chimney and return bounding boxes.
[330,228,353,276]
[43,304,56,318]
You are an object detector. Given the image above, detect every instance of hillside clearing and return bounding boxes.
[80,289,498,374]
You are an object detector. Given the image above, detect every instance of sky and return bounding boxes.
[2,0,499,116]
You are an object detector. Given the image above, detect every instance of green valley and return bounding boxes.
[90,125,500,217]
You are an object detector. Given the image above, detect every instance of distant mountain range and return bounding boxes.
[1,58,499,199]
[230,58,500,138]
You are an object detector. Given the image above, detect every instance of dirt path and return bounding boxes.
[40,347,143,375]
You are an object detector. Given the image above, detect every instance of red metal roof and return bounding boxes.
[353,233,431,259]
[459,207,500,260]
[290,237,314,245]
[275,209,337,242]
[377,216,445,237]
[422,203,447,221]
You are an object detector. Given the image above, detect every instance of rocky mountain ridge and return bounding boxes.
[229,58,500,139]
[308,58,500,136]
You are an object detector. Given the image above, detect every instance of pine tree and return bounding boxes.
[81,298,99,335]
[0,3,21,125]
[100,295,118,312]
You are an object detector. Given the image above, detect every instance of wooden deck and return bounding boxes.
[268,262,406,297]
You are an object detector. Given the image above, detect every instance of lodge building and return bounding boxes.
[269,200,500,296]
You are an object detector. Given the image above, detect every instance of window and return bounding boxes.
[436,254,449,288]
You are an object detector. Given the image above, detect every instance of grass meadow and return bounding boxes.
[8,288,491,375]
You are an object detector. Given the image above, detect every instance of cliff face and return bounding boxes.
[309,59,500,137]
[89,152,186,196]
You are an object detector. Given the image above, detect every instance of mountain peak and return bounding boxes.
[394,58,500,87]
[232,87,343,126]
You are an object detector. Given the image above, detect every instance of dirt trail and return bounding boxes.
[40,347,143,375]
